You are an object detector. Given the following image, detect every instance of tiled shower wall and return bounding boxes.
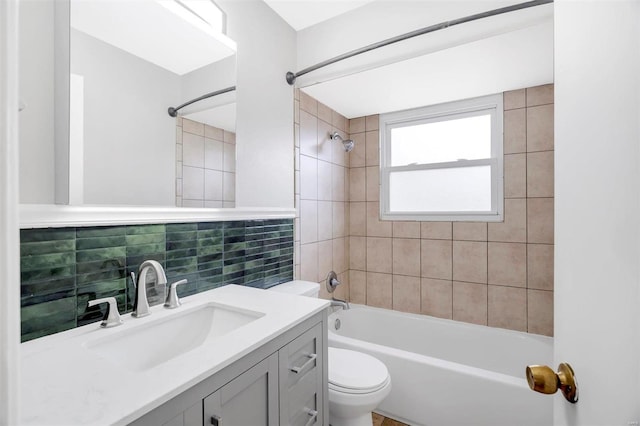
[176,117,236,208]
[296,84,554,336]
[294,89,350,300]
[20,219,293,342]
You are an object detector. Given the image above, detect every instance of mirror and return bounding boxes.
[19,0,237,208]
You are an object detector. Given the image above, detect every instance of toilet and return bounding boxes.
[269,280,391,426]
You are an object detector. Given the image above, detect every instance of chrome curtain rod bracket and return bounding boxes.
[285,0,553,85]
[168,85,236,117]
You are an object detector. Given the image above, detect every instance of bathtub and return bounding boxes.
[328,305,553,426]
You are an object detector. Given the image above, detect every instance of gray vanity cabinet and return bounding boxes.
[129,312,328,426]
[203,353,279,426]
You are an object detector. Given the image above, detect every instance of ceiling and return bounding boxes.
[262,0,375,30]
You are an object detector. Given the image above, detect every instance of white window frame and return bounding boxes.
[380,94,503,222]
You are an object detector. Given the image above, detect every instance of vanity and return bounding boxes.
[20,285,329,426]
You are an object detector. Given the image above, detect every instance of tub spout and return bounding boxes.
[330,297,350,310]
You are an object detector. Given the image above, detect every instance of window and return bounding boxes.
[380,94,503,221]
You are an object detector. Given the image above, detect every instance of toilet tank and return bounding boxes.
[268,280,320,298]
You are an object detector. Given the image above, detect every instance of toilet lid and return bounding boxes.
[328,347,389,393]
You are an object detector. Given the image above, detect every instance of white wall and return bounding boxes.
[0,0,21,423]
[71,29,178,206]
[554,1,640,424]
[220,0,296,209]
[180,55,236,118]
[18,0,55,204]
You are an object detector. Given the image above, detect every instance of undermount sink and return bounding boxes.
[84,303,264,371]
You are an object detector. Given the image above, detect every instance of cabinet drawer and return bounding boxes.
[279,323,324,426]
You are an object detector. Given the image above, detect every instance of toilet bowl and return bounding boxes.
[328,347,391,426]
[269,280,391,426]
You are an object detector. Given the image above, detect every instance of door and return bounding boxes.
[554,1,640,425]
[203,353,279,426]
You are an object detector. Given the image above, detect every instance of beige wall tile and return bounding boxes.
[350,117,366,134]
[318,240,333,282]
[334,271,349,300]
[527,104,554,152]
[294,123,300,148]
[488,198,527,242]
[294,100,300,125]
[204,124,223,141]
[332,110,348,133]
[299,90,318,115]
[488,242,526,287]
[453,241,487,284]
[528,289,554,336]
[349,270,367,304]
[453,222,487,241]
[317,201,333,241]
[392,238,421,277]
[299,155,317,200]
[527,151,554,198]
[183,118,204,136]
[300,110,318,158]
[333,237,347,274]
[526,84,554,106]
[350,202,366,236]
[349,132,366,167]
[527,198,554,244]
[366,272,392,309]
[332,202,346,238]
[182,199,203,207]
[366,115,379,131]
[182,166,204,200]
[317,102,332,124]
[204,170,223,201]
[366,237,392,273]
[421,222,452,239]
[223,173,235,202]
[349,167,366,201]
[300,200,318,244]
[349,236,366,270]
[224,131,235,145]
[504,153,526,198]
[317,119,333,163]
[204,138,223,170]
[332,164,345,202]
[504,89,526,110]
[453,281,487,325]
[223,143,235,173]
[366,166,379,201]
[488,285,527,332]
[366,202,392,237]
[421,239,452,280]
[331,130,348,167]
[504,109,526,154]
[318,160,332,201]
[183,133,205,167]
[393,275,421,314]
[393,222,421,238]
[528,244,554,290]
[421,278,453,319]
[365,130,379,166]
[300,243,318,283]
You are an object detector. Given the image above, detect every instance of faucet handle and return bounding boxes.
[164,279,188,309]
[87,297,124,328]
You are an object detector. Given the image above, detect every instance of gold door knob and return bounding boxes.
[526,363,578,403]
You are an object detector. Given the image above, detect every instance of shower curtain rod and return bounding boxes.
[285,0,553,85]
[168,86,236,117]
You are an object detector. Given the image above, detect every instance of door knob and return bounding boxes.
[526,363,578,403]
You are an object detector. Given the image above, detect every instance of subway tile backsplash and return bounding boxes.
[20,219,294,342]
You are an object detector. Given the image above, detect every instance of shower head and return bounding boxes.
[330,132,354,153]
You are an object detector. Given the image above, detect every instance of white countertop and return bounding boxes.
[20,285,329,426]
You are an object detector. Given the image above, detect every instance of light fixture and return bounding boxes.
[156,0,226,38]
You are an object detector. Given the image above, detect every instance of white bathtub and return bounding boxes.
[328,305,553,426]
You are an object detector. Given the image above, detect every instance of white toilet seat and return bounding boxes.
[328,347,390,394]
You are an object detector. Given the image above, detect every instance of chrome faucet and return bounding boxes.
[132,260,167,318]
[330,297,350,310]
[326,270,350,310]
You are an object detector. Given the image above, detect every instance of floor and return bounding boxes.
[372,412,409,426]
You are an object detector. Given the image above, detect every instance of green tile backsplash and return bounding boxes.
[20,219,294,342]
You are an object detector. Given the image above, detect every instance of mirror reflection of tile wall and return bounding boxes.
[176,117,236,208]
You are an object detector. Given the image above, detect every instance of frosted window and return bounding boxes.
[391,114,491,166]
[389,166,492,213]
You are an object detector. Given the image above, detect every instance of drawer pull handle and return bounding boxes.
[210,415,222,426]
[304,409,318,426]
[290,353,317,374]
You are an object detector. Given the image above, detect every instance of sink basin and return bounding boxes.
[84,304,264,371]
